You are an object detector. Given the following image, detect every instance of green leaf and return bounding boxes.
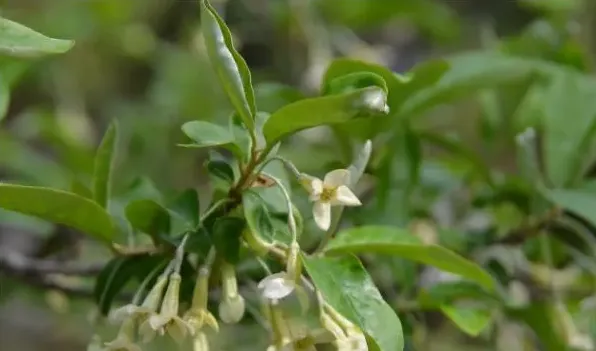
[263,87,387,145]
[303,255,404,351]
[399,53,538,119]
[441,305,493,336]
[180,120,235,148]
[324,226,495,290]
[92,121,118,208]
[542,73,596,187]
[0,184,115,242]
[125,199,171,238]
[242,191,276,243]
[324,71,388,96]
[169,189,200,228]
[201,0,256,130]
[543,189,596,227]
[70,178,93,199]
[212,217,245,264]
[506,303,567,351]
[0,17,74,57]
[206,159,235,186]
[417,281,498,308]
[0,76,8,121]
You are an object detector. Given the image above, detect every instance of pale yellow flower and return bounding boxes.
[104,319,141,351]
[258,272,296,301]
[193,331,210,351]
[110,274,169,324]
[300,169,361,231]
[183,268,219,335]
[218,262,246,324]
[139,273,193,344]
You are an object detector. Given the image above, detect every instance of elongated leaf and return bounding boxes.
[303,255,404,351]
[201,0,256,130]
[543,73,596,187]
[263,87,387,145]
[0,184,115,242]
[125,199,171,238]
[325,226,495,290]
[544,189,596,227]
[92,121,118,208]
[400,53,538,119]
[180,120,235,148]
[0,76,8,121]
[0,17,74,57]
[441,305,492,336]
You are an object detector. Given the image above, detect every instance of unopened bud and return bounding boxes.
[218,262,245,324]
[285,241,301,281]
[160,272,182,316]
[141,274,169,311]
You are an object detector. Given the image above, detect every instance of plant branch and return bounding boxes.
[0,249,104,276]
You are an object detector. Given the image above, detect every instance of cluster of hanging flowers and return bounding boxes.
[95,237,245,351]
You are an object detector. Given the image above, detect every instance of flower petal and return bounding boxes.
[258,273,295,300]
[168,317,190,344]
[300,174,322,195]
[218,294,246,324]
[333,186,361,206]
[138,320,157,343]
[323,169,350,187]
[109,304,137,324]
[313,201,331,231]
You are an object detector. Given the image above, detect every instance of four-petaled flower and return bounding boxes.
[300,169,361,231]
[139,273,193,344]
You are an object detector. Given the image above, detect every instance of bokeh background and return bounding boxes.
[2,0,596,350]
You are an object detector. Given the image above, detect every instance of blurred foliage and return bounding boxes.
[2,0,596,350]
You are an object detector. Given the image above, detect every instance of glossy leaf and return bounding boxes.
[542,73,596,187]
[441,305,493,336]
[92,121,118,208]
[324,226,495,290]
[324,71,388,96]
[0,184,115,242]
[180,120,235,148]
[303,255,404,351]
[125,199,171,238]
[0,17,74,57]
[417,281,498,308]
[544,189,596,227]
[263,87,387,145]
[201,0,256,130]
[212,217,245,264]
[169,188,200,228]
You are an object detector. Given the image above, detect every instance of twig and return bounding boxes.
[0,249,104,276]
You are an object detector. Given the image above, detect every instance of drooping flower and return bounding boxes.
[300,169,361,231]
[104,318,142,351]
[139,272,193,344]
[192,331,210,351]
[218,262,246,324]
[109,273,169,324]
[326,305,368,351]
[183,268,219,335]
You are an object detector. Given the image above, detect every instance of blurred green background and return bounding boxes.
[2,0,596,350]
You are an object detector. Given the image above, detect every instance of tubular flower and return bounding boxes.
[218,262,246,324]
[300,169,361,231]
[109,274,169,324]
[104,318,141,351]
[326,307,368,351]
[192,331,210,351]
[321,313,350,351]
[140,272,193,344]
[183,268,219,335]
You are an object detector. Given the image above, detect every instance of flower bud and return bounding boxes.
[160,272,182,316]
[218,262,245,324]
[285,241,301,281]
[141,274,169,311]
